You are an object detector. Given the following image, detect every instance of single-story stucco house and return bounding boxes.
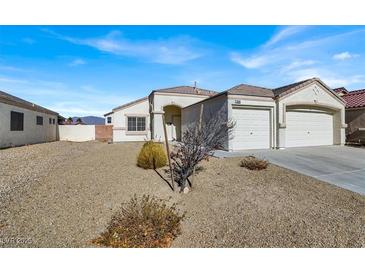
[334,87,365,143]
[0,90,59,148]
[105,77,346,151]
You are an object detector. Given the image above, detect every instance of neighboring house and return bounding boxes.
[0,90,59,148]
[106,78,346,151]
[334,87,365,143]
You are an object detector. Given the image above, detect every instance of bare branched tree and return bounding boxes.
[170,108,235,192]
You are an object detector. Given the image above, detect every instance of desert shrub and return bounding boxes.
[92,195,185,248]
[137,141,167,169]
[240,156,269,170]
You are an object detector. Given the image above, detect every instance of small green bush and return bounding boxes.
[92,195,185,248]
[240,156,269,170]
[137,141,167,169]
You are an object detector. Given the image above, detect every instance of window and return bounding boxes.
[127,116,146,131]
[49,118,52,124]
[36,116,43,125]
[10,111,24,131]
[52,119,55,124]
[107,117,112,124]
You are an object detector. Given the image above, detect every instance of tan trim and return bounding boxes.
[125,131,148,136]
[285,101,342,111]
[228,94,275,102]
[160,102,184,110]
[153,92,211,99]
[152,110,164,114]
[124,113,149,117]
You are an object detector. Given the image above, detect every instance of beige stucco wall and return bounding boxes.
[58,125,95,142]
[0,102,57,148]
[277,83,346,147]
[112,99,150,142]
[152,93,209,141]
[182,93,229,149]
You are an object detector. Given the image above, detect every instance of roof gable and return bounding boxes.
[111,96,148,113]
[273,78,345,104]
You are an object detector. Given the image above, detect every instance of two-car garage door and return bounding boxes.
[231,107,335,150]
[285,110,334,147]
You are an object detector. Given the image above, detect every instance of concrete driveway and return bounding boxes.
[214,146,365,195]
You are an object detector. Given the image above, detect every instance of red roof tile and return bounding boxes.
[342,89,365,108]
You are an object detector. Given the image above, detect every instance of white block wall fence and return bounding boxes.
[58,125,96,142]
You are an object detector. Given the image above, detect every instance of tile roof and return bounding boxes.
[225,78,335,99]
[152,86,218,96]
[225,83,274,97]
[272,78,314,97]
[0,90,58,115]
[342,89,365,108]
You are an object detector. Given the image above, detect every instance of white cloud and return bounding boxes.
[0,65,26,72]
[287,68,365,87]
[333,51,359,61]
[0,75,28,84]
[69,58,86,66]
[22,37,35,44]
[230,52,268,69]
[264,26,308,47]
[281,60,317,73]
[44,29,202,65]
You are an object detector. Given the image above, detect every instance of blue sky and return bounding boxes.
[1,26,365,117]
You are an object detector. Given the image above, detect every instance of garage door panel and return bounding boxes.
[231,108,271,150]
[286,110,333,147]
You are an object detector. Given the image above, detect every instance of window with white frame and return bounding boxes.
[107,116,112,124]
[127,116,146,132]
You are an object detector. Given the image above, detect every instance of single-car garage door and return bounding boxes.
[231,108,271,150]
[286,110,334,147]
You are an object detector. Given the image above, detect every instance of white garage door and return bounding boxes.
[231,108,271,150]
[286,110,334,147]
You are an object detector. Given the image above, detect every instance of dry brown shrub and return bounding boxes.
[240,156,269,170]
[92,195,185,248]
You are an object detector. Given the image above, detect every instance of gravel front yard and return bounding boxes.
[1,141,364,247]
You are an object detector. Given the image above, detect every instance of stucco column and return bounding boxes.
[277,102,286,149]
[340,108,347,145]
[152,111,164,142]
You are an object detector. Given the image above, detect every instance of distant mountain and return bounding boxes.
[71,116,105,125]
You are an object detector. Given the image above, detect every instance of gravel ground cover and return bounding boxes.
[0,141,364,247]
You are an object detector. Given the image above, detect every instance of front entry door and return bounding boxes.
[172,115,181,141]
